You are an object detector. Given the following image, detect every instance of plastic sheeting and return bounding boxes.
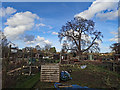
[54,82,89,89]
[60,71,72,81]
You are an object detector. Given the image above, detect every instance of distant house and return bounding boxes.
[35,53,43,59]
[43,56,49,59]
[53,54,60,60]
[7,42,18,53]
[7,42,18,61]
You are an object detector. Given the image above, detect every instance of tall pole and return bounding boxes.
[60,51,61,64]
[29,47,32,75]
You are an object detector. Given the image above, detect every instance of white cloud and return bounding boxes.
[109,36,118,42]
[36,23,53,30]
[52,32,58,35]
[100,44,111,53]
[35,36,45,42]
[4,11,39,40]
[75,0,118,20]
[25,35,52,46]
[110,27,120,43]
[26,41,35,45]
[36,23,46,27]
[109,31,118,42]
[44,40,52,45]
[110,31,117,35]
[24,35,35,42]
[96,10,118,20]
[0,7,17,17]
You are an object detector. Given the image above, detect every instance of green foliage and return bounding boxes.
[110,43,120,54]
[49,47,56,53]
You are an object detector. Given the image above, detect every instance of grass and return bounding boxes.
[10,62,120,89]
[15,73,40,88]
[63,64,120,88]
[34,63,120,89]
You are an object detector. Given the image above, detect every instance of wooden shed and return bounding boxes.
[41,64,60,82]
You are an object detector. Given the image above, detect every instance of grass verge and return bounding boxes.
[15,73,40,88]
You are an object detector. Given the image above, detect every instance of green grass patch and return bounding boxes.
[15,73,40,88]
[87,64,120,77]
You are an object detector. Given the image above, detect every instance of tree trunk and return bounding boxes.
[78,52,82,61]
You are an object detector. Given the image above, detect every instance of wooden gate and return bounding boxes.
[41,64,60,82]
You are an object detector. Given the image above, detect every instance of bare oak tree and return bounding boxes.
[58,17,103,60]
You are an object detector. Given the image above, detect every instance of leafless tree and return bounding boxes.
[58,17,103,60]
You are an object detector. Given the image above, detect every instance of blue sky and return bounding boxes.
[1,1,119,53]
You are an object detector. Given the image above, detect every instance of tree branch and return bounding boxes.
[82,35,98,52]
[65,34,79,48]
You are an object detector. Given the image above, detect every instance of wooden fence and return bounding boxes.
[41,64,60,82]
[7,66,39,75]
